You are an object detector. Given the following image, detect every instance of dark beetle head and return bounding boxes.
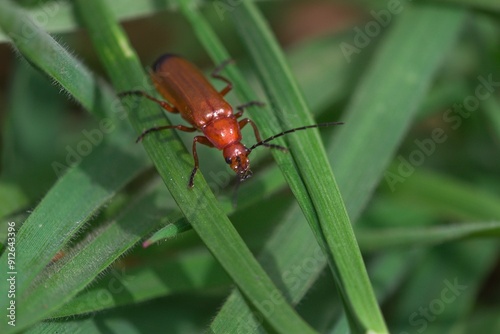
[223,143,253,181]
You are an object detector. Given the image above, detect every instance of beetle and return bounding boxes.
[119,54,343,187]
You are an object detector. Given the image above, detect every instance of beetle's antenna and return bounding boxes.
[248,122,344,152]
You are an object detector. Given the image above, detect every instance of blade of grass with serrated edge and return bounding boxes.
[0,1,120,121]
[210,3,467,333]
[0,2,151,332]
[50,250,231,318]
[15,186,170,328]
[0,0,207,43]
[25,319,98,334]
[74,1,316,333]
[0,144,148,334]
[227,2,386,332]
[180,0,380,332]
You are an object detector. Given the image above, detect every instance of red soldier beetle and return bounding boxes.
[119,54,343,188]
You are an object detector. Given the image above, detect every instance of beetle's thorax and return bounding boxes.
[203,116,242,150]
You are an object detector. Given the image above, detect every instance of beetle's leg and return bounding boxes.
[118,90,178,113]
[211,59,234,96]
[189,136,214,188]
[238,118,287,151]
[234,101,265,118]
[136,125,196,143]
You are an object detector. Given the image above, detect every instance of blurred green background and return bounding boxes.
[0,0,499,333]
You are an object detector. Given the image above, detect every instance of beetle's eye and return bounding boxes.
[225,157,232,164]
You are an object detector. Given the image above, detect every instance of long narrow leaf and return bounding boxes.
[229,2,386,332]
[0,2,150,332]
[211,3,467,332]
[14,185,169,329]
[75,1,317,332]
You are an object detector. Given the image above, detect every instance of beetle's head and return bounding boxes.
[223,142,252,181]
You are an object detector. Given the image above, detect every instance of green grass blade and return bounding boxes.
[211,204,328,333]
[0,2,151,332]
[183,0,383,332]
[177,0,321,237]
[144,165,284,245]
[50,249,230,318]
[325,5,466,327]
[357,221,500,252]
[179,1,384,330]
[27,295,219,334]
[0,182,28,221]
[329,5,467,222]
[483,95,500,141]
[229,2,386,332]
[0,0,180,43]
[392,168,500,221]
[0,142,148,333]
[75,1,317,332]
[387,240,498,333]
[0,1,118,120]
[25,319,99,334]
[1,61,70,218]
[210,3,467,332]
[16,186,169,328]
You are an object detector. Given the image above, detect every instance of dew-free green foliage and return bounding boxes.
[0,0,499,333]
